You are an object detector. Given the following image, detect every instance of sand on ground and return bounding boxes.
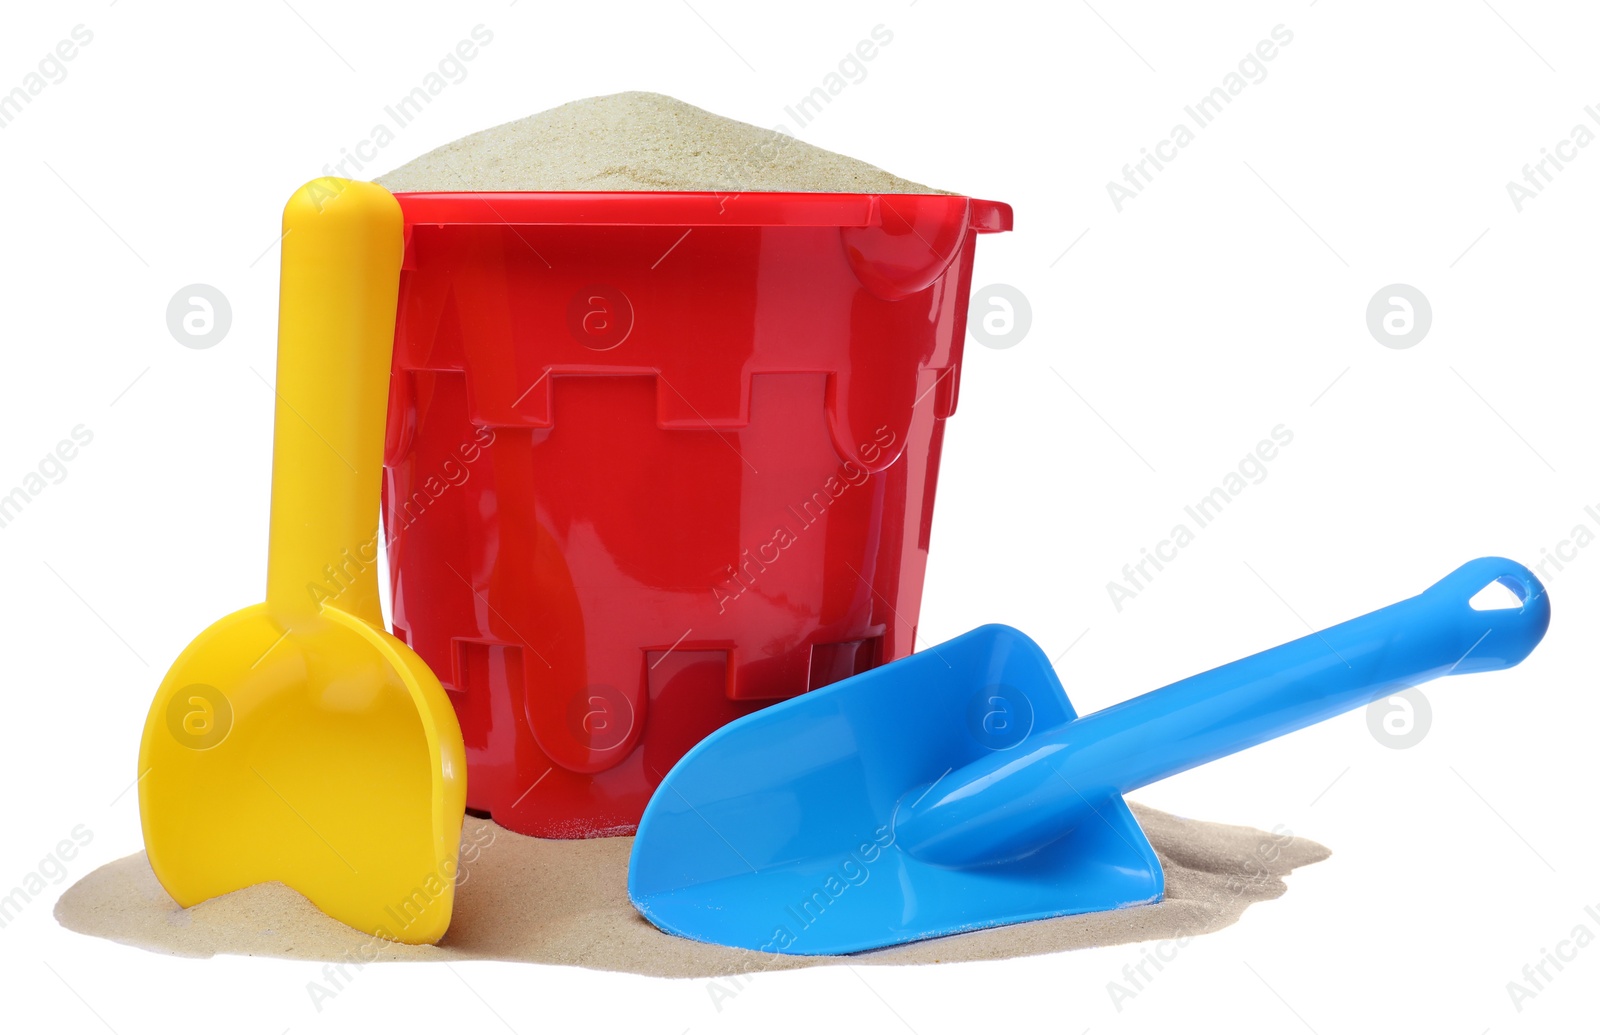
[376,91,948,194]
[55,803,1327,976]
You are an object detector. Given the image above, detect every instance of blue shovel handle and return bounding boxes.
[895,558,1551,867]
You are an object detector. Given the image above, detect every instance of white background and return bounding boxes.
[1,0,1596,1032]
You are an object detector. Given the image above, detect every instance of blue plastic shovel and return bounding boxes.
[629,558,1550,955]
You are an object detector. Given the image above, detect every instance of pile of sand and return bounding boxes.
[56,804,1327,975]
[376,91,946,194]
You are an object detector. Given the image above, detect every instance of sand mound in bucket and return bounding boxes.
[56,804,1328,975]
[376,91,948,194]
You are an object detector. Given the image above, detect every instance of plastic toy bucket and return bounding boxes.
[382,191,1012,837]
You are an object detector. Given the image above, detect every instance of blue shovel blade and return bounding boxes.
[628,625,1164,956]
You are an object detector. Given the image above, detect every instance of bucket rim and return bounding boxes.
[391,191,1012,233]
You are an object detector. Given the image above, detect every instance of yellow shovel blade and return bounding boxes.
[138,605,466,945]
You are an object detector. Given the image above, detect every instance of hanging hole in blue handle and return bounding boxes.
[1468,576,1528,611]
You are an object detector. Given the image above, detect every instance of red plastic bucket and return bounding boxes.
[382,191,1011,837]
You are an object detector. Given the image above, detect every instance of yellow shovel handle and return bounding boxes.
[264,179,404,626]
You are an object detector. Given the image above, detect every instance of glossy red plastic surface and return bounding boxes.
[382,191,1011,837]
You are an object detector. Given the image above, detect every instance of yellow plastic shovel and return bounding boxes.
[138,179,466,945]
